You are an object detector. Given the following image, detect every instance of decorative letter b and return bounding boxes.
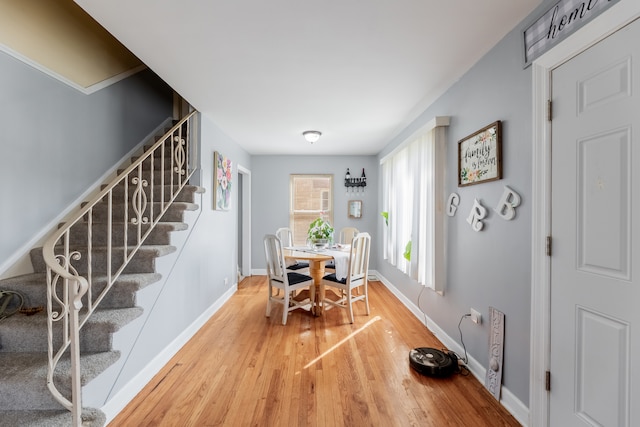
[494,186,521,220]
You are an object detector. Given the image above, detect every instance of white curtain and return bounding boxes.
[381,129,435,287]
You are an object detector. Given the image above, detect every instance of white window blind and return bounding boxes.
[381,117,449,292]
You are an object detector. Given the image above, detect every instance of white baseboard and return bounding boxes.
[374,270,529,426]
[101,283,238,423]
[0,118,173,279]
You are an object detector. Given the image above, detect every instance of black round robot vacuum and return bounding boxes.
[409,347,456,378]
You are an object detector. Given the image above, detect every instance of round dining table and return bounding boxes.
[283,249,333,315]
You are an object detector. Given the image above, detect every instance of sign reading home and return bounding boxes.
[523,0,620,66]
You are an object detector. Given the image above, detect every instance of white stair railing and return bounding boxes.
[41,111,199,425]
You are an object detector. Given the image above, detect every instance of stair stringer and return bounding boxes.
[80,190,205,409]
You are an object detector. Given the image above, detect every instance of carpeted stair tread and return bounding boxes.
[131,155,190,170]
[0,272,49,308]
[0,307,144,353]
[43,244,177,254]
[117,169,177,181]
[105,183,202,203]
[30,244,178,274]
[65,221,188,246]
[82,272,163,308]
[0,351,120,410]
[0,272,161,309]
[0,408,105,427]
[81,201,198,223]
[65,221,188,229]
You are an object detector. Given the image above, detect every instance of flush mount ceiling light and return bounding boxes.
[302,130,322,144]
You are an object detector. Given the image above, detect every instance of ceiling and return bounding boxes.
[73,0,543,156]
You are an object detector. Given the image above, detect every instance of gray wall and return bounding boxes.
[0,50,172,266]
[377,16,537,404]
[251,155,378,270]
[197,115,252,291]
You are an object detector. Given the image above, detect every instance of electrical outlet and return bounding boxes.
[224,277,228,286]
[470,308,482,324]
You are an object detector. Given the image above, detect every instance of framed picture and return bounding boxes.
[213,151,232,210]
[348,200,362,219]
[458,121,502,187]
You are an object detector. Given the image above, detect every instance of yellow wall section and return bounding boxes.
[0,0,143,89]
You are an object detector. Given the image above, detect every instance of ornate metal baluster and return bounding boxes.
[174,134,186,192]
[131,177,149,224]
[46,248,88,425]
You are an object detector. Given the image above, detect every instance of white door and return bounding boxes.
[550,18,640,426]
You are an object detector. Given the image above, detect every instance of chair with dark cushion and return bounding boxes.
[264,234,315,325]
[275,227,309,272]
[325,227,359,271]
[321,232,371,323]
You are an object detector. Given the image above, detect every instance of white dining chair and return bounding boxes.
[325,226,359,271]
[321,232,371,323]
[275,227,310,273]
[339,227,359,245]
[264,234,315,325]
[275,227,294,247]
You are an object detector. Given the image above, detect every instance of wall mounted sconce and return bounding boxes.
[345,168,366,195]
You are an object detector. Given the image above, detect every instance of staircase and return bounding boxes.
[0,114,202,426]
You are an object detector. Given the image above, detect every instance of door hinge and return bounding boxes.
[546,236,552,257]
[545,370,551,391]
[547,99,553,122]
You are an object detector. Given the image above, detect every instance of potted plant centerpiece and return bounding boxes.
[307,217,334,250]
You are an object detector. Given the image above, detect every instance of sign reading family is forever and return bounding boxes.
[523,0,620,66]
[458,121,502,187]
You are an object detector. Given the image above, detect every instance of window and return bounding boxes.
[380,117,449,292]
[320,190,330,212]
[289,175,333,245]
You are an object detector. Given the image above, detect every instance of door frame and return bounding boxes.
[530,1,640,425]
[238,165,252,278]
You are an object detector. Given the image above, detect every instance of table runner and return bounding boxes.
[286,246,350,281]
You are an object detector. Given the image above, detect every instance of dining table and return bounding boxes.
[283,246,350,315]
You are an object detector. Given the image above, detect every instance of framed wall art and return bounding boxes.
[458,121,502,187]
[213,151,232,210]
[348,200,362,219]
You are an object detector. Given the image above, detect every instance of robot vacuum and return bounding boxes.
[409,347,457,378]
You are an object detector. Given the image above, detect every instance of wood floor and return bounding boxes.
[109,276,521,426]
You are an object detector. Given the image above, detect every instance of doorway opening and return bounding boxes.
[238,165,252,281]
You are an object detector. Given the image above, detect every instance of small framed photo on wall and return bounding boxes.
[348,200,362,219]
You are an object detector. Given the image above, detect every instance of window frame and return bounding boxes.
[289,174,334,246]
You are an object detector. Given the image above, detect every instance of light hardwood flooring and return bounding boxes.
[109,276,521,426]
